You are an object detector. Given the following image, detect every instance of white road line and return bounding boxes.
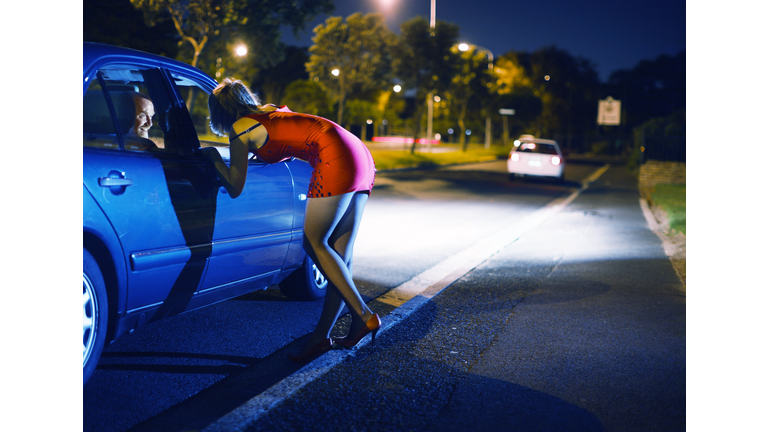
[203,164,611,432]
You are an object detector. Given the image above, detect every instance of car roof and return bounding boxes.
[83,42,217,93]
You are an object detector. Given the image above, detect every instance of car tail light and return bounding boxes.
[551,156,561,166]
[510,153,520,162]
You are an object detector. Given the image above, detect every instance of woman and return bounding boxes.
[204,78,380,364]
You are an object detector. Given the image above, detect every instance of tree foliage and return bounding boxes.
[130,0,236,68]
[281,79,334,118]
[444,46,493,150]
[250,46,310,105]
[391,17,460,150]
[307,13,396,125]
[511,46,601,147]
[84,0,179,58]
[130,0,333,73]
[605,51,686,131]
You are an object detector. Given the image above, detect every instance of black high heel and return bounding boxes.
[287,338,334,364]
[335,314,381,348]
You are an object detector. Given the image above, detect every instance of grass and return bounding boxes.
[650,184,686,235]
[367,144,509,171]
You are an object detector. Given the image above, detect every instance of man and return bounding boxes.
[121,91,158,150]
[126,92,155,138]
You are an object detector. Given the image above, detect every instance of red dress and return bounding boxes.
[245,107,376,198]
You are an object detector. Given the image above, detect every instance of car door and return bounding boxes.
[83,65,218,318]
[167,71,294,293]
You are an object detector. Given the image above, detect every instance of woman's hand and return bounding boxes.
[199,146,220,160]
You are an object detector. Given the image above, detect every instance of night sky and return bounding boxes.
[281,0,686,82]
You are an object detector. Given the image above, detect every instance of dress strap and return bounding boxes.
[232,122,263,140]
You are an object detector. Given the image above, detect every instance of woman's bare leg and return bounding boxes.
[300,191,372,352]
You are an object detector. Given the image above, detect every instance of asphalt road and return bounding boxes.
[83,160,685,431]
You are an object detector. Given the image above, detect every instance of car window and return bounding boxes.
[517,143,558,155]
[83,67,185,154]
[83,78,120,150]
[168,72,229,151]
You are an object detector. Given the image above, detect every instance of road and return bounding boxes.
[83,159,685,431]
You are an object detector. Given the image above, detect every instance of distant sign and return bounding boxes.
[597,96,621,125]
[499,108,516,115]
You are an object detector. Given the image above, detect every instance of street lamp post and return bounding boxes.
[426,0,436,152]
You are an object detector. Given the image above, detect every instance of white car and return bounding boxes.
[507,136,565,183]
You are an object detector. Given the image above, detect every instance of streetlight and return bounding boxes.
[426,0,436,151]
[235,44,248,57]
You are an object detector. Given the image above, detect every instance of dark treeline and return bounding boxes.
[84,0,684,161]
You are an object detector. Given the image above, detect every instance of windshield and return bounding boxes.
[517,143,558,155]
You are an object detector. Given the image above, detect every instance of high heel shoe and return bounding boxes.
[287,338,334,365]
[335,314,381,348]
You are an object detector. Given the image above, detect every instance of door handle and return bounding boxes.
[98,170,132,195]
[99,177,133,187]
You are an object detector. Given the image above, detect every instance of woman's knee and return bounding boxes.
[303,234,325,256]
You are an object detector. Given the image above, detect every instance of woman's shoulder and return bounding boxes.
[233,115,260,129]
[230,116,262,138]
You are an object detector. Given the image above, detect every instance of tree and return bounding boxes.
[84,0,179,58]
[251,46,310,105]
[344,99,378,141]
[307,13,396,125]
[392,17,460,152]
[130,0,235,69]
[605,50,686,131]
[444,46,493,150]
[130,0,333,111]
[491,53,538,145]
[281,79,334,118]
[130,0,333,72]
[514,46,601,151]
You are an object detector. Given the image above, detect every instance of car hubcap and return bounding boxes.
[312,263,327,290]
[83,273,98,366]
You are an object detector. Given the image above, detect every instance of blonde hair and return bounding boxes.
[208,78,274,136]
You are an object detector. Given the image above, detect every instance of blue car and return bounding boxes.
[83,43,327,385]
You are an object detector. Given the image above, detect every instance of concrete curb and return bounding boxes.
[639,198,686,289]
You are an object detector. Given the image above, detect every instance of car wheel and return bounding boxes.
[279,254,328,300]
[508,173,516,182]
[83,248,108,385]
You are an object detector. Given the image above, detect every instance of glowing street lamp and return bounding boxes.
[235,44,248,57]
[393,84,402,92]
[331,68,340,77]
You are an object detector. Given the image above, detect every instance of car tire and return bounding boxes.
[83,248,108,385]
[279,254,328,301]
[508,173,516,182]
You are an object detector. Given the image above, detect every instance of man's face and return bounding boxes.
[132,97,155,138]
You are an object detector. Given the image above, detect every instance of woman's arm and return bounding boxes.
[204,142,245,198]
[204,117,268,198]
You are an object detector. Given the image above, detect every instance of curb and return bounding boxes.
[639,198,686,289]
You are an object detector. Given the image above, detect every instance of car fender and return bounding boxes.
[83,184,128,334]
